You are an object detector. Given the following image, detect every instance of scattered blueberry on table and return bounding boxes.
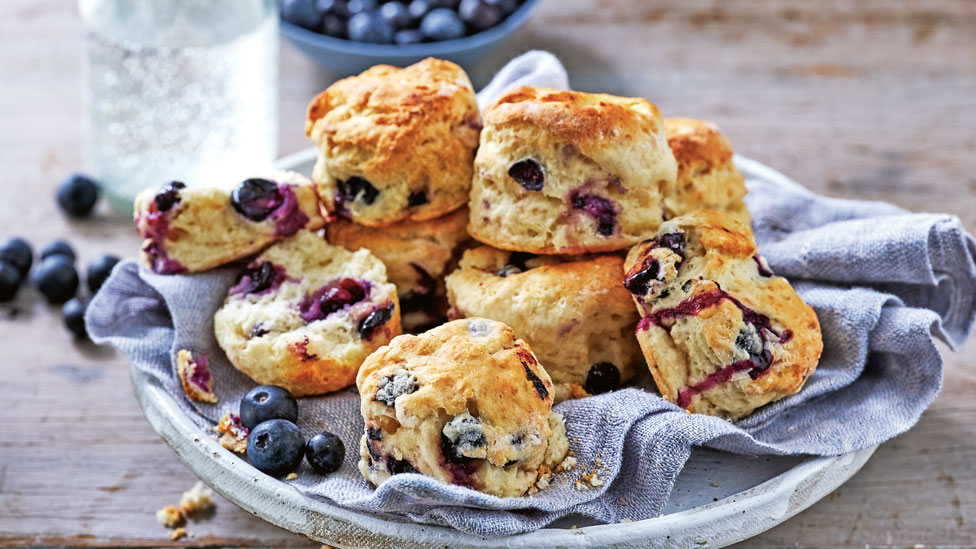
[279,0,525,43]
[40,239,77,264]
[0,237,33,276]
[87,254,121,294]
[56,173,100,218]
[0,259,21,302]
[62,297,88,338]
[240,385,300,430]
[31,255,79,304]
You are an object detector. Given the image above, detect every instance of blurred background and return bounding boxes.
[1,0,974,546]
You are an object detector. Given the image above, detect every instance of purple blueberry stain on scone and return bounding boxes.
[753,254,774,277]
[568,189,618,237]
[154,181,186,213]
[516,348,550,400]
[584,361,621,395]
[358,302,395,340]
[407,190,428,207]
[291,336,319,362]
[624,233,685,297]
[231,178,283,221]
[508,158,545,191]
[249,322,269,338]
[230,261,293,296]
[269,185,309,237]
[142,241,186,275]
[138,181,188,274]
[373,370,419,406]
[298,278,371,323]
[337,176,379,207]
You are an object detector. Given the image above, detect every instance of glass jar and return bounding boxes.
[80,0,278,212]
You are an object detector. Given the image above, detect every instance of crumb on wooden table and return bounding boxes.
[155,505,184,528]
[179,481,214,514]
[170,527,187,541]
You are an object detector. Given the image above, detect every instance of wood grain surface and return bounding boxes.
[1,0,974,547]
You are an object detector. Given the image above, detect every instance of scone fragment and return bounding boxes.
[214,230,401,396]
[306,58,481,226]
[664,117,751,226]
[326,208,471,332]
[356,318,569,497]
[445,247,643,401]
[176,349,216,403]
[623,210,822,419]
[468,87,677,254]
[134,172,325,274]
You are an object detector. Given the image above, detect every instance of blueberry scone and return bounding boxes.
[664,117,751,226]
[623,210,822,419]
[305,58,481,227]
[357,318,569,497]
[445,247,643,401]
[214,230,401,396]
[134,172,325,274]
[468,87,677,254]
[326,207,471,332]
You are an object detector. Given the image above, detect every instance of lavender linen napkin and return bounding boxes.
[87,51,976,537]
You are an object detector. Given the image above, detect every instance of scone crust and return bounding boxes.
[214,230,401,396]
[133,171,325,273]
[356,318,567,497]
[445,247,643,401]
[326,208,471,331]
[469,86,677,254]
[664,117,751,226]
[625,210,822,419]
[306,58,480,226]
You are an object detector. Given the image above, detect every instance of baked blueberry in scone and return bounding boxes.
[356,318,569,497]
[214,230,401,397]
[445,246,643,402]
[664,117,751,226]
[623,210,822,420]
[467,86,677,254]
[326,207,471,332]
[305,58,481,227]
[133,172,325,274]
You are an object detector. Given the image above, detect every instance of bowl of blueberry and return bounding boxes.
[278,0,539,75]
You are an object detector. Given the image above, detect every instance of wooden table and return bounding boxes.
[2,0,974,546]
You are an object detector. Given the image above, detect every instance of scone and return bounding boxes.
[326,208,471,332]
[445,247,643,401]
[356,318,568,497]
[664,117,751,226]
[467,87,677,254]
[623,210,822,419]
[214,230,401,396]
[305,58,481,227]
[134,172,325,274]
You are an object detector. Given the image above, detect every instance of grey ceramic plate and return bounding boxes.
[129,150,877,548]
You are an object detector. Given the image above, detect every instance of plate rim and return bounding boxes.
[129,151,877,548]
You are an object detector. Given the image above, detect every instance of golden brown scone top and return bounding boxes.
[664,117,736,172]
[483,86,665,157]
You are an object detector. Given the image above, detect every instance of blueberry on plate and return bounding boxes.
[486,0,519,15]
[347,11,395,43]
[0,260,22,302]
[40,240,76,264]
[420,8,466,41]
[86,254,120,294]
[346,0,377,14]
[246,419,306,476]
[320,13,347,37]
[394,28,424,44]
[280,0,322,30]
[56,173,100,218]
[407,0,433,22]
[62,297,88,338]
[379,1,412,29]
[431,0,460,8]
[0,237,32,276]
[316,0,349,17]
[459,0,502,31]
[584,361,621,395]
[240,385,299,430]
[306,431,346,473]
[31,256,79,304]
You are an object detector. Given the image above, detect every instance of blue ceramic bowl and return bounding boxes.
[280,0,540,75]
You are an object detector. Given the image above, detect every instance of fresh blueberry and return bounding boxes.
[320,13,347,37]
[0,260,21,302]
[306,432,346,474]
[420,8,466,41]
[347,11,395,43]
[358,303,394,339]
[584,362,621,395]
[62,297,88,338]
[235,261,279,295]
[508,158,545,191]
[31,256,79,304]
[486,0,518,15]
[430,0,460,8]
[319,278,367,316]
[240,385,299,430]
[315,0,349,17]
[56,174,100,218]
[394,28,424,44]
[154,181,185,212]
[408,0,433,21]
[379,1,412,29]
[459,0,502,30]
[346,0,377,14]
[246,419,305,476]
[231,178,283,222]
[337,176,380,205]
[86,254,120,294]
[280,0,322,29]
[0,237,32,276]
[40,240,76,264]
